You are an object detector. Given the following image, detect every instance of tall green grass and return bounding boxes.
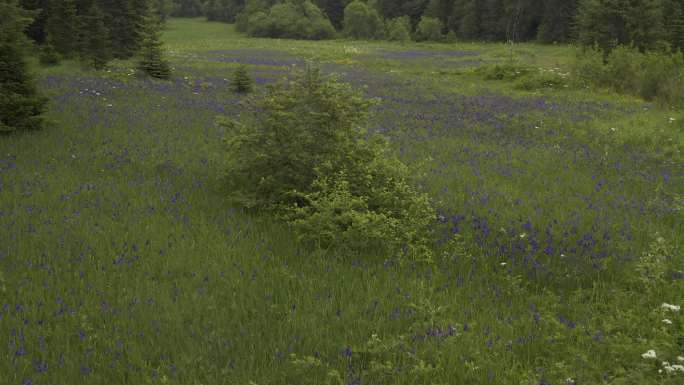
[0,18,682,385]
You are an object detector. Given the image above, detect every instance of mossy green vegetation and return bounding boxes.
[0,18,682,385]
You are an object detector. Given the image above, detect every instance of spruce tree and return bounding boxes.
[231,64,253,93]
[78,2,110,69]
[0,0,47,132]
[537,0,577,43]
[102,0,147,59]
[137,3,172,79]
[45,0,79,56]
[451,0,482,39]
[664,0,684,51]
[576,0,664,53]
[19,0,49,43]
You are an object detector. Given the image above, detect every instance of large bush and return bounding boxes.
[220,66,435,260]
[343,0,384,40]
[385,16,411,42]
[414,16,443,42]
[245,0,335,40]
[573,46,684,107]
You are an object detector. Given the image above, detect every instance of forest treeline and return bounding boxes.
[15,1,684,49]
[168,0,684,48]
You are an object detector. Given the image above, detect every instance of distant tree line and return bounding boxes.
[17,0,171,74]
[163,0,683,49]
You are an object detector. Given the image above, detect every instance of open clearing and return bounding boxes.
[1,18,682,385]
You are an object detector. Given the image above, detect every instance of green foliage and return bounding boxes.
[44,0,78,56]
[475,62,533,81]
[537,0,578,43]
[246,0,335,40]
[231,64,254,93]
[475,62,570,91]
[514,68,570,91]
[414,16,444,41]
[103,0,148,59]
[221,66,434,259]
[635,234,673,293]
[137,3,173,80]
[0,0,46,132]
[286,155,434,260]
[343,0,384,39]
[221,66,373,209]
[172,0,205,17]
[38,43,61,66]
[78,2,111,70]
[573,45,684,107]
[663,0,684,51]
[385,16,411,41]
[575,0,664,54]
[235,0,276,31]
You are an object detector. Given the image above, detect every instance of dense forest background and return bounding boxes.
[15,0,684,49]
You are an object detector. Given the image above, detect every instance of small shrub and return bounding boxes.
[475,63,533,81]
[220,66,435,260]
[514,69,569,91]
[386,16,411,42]
[231,65,253,94]
[286,155,434,260]
[39,44,61,66]
[414,16,443,42]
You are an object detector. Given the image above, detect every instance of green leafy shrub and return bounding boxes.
[386,16,411,42]
[514,68,569,91]
[286,156,434,260]
[414,16,443,42]
[343,0,384,40]
[573,46,684,107]
[246,1,335,40]
[231,64,253,94]
[220,66,435,260]
[39,44,61,66]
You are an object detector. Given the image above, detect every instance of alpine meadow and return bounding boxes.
[1,1,684,385]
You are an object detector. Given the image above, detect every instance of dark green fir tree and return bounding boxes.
[78,2,111,69]
[231,64,253,93]
[0,0,47,132]
[664,0,684,51]
[137,3,172,79]
[45,0,79,56]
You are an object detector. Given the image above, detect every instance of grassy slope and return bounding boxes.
[0,18,682,385]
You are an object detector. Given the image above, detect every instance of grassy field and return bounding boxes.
[1,18,683,385]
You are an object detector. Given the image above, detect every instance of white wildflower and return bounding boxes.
[642,350,657,359]
[500,262,507,266]
[662,361,684,373]
[669,117,676,123]
[662,303,681,312]
[519,233,527,239]
[610,127,617,132]
[663,319,673,325]
[678,356,684,363]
